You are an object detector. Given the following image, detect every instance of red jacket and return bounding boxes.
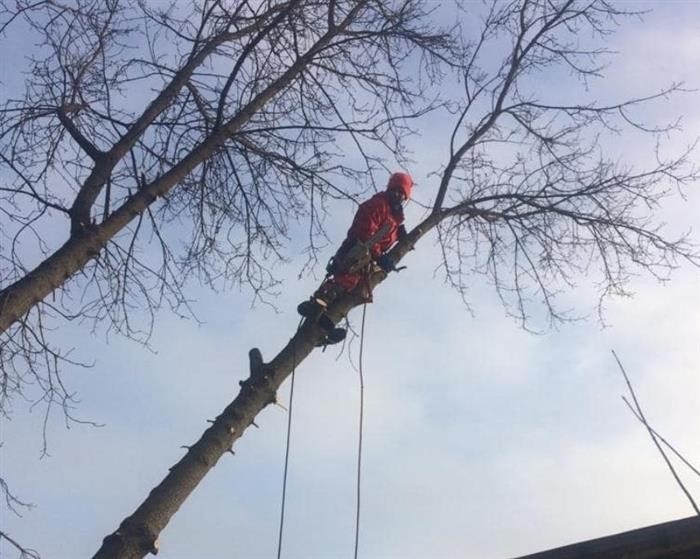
[328,191,404,293]
[346,191,404,258]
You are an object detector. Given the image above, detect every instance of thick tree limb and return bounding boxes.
[90,213,435,558]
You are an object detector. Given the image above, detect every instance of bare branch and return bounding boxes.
[0,531,40,559]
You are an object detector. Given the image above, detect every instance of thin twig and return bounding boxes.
[0,530,41,559]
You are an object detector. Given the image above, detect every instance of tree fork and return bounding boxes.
[65,6,291,231]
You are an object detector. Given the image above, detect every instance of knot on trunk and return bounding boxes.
[98,519,160,557]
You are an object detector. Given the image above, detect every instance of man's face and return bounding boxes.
[389,189,407,206]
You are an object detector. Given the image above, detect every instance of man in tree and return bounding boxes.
[297,172,413,345]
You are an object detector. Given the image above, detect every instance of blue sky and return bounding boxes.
[1,2,699,558]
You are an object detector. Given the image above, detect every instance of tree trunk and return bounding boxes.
[92,224,431,558]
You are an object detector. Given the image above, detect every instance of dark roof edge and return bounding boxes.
[511,516,700,559]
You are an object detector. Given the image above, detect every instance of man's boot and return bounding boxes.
[297,296,326,318]
[297,280,348,319]
[317,314,346,346]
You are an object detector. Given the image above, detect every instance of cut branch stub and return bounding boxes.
[91,308,341,558]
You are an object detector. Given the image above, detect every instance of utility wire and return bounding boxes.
[622,397,700,479]
[613,350,700,516]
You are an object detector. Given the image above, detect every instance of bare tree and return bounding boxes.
[1,0,697,557]
[81,1,699,557]
[0,0,459,421]
[0,2,460,555]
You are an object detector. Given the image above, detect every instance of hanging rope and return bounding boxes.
[276,308,368,559]
[354,303,367,559]
[276,319,302,559]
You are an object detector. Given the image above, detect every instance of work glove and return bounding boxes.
[376,253,395,273]
[397,224,407,240]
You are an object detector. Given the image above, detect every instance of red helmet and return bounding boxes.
[387,172,413,199]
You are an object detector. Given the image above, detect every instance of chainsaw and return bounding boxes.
[325,223,392,276]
